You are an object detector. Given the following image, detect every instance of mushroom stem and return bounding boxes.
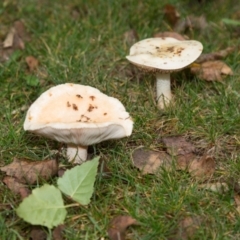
[156,73,172,109]
[66,144,88,164]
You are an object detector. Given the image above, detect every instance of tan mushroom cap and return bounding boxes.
[24,83,133,146]
[126,37,203,72]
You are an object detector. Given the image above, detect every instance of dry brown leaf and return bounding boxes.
[164,4,180,27]
[198,182,229,193]
[153,31,187,41]
[0,46,14,62]
[14,20,31,42]
[189,155,215,179]
[176,153,196,170]
[123,29,139,46]
[196,47,235,63]
[3,27,15,48]
[0,20,30,62]
[191,60,233,81]
[26,56,39,72]
[3,27,25,50]
[108,215,138,240]
[0,158,58,184]
[174,15,208,33]
[162,136,196,156]
[58,168,66,177]
[174,216,203,240]
[53,224,65,240]
[30,226,47,240]
[132,147,172,174]
[3,176,30,199]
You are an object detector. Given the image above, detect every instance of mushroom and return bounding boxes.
[126,37,203,109]
[24,83,133,164]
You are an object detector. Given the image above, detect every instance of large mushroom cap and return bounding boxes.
[24,83,133,146]
[126,37,203,72]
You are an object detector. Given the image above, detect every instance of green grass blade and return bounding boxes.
[222,18,240,26]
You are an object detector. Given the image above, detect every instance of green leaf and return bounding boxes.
[222,18,240,26]
[25,75,40,87]
[57,157,99,205]
[16,184,67,229]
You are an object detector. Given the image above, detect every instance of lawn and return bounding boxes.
[0,0,240,239]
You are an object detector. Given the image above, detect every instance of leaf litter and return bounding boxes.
[174,15,208,33]
[163,4,181,27]
[3,176,30,199]
[132,136,215,180]
[0,20,30,62]
[195,47,235,63]
[108,215,138,240]
[16,157,100,230]
[191,60,233,81]
[0,157,58,184]
[26,56,39,72]
[132,147,172,174]
[154,31,187,41]
[170,215,204,240]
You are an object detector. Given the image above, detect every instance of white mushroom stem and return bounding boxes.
[156,72,172,109]
[67,144,88,164]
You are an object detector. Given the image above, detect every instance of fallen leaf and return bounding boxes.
[30,226,47,240]
[0,46,14,62]
[108,215,138,240]
[163,4,180,27]
[53,224,65,240]
[14,20,31,42]
[191,60,233,81]
[11,104,28,115]
[189,155,215,179]
[3,27,15,48]
[132,147,172,174]
[154,31,187,41]
[174,15,208,33]
[123,29,139,46]
[176,153,196,170]
[162,136,196,156]
[198,182,229,193]
[0,20,30,62]
[196,47,235,63]
[3,27,24,50]
[174,216,203,240]
[3,176,30,199]
[58,167,66,177]
[0,158,58,184]
[26,56,39,72]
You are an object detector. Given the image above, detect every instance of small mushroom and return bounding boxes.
[126,37,203,109]
[24,83,133,164]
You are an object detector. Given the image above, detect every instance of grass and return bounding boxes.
[0,0,240,239]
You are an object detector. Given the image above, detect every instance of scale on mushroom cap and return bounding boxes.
[24,83,133,164]
[126,37,203,109]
